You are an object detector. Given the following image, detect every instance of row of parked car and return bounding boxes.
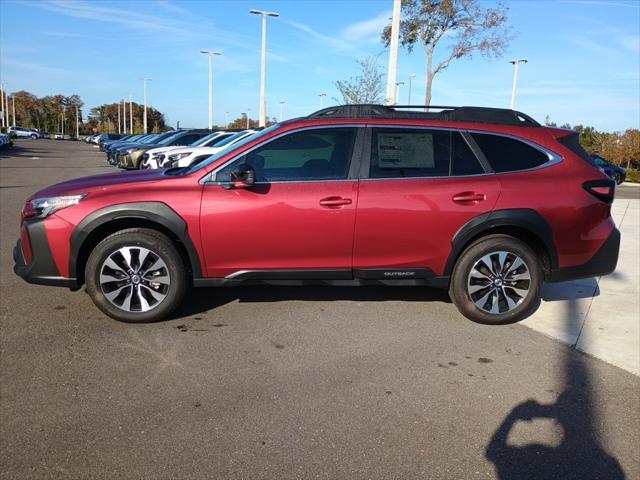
[97,128,259,170]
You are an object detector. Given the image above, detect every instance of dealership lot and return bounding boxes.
[1,140,639,478]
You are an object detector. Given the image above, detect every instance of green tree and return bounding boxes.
[381,0,511,107]
[334,56,385,104]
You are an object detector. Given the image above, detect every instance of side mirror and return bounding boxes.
[227,163,256,188]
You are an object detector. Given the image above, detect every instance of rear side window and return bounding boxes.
[471,133,549,173]
[370,128,450,178]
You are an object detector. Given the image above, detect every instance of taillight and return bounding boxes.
[583,179,615,204]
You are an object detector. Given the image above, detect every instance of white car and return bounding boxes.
[8,126,43,139]
[140,131,237,169]
[150,130,257,169]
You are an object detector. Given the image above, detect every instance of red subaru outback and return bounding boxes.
[14,105,619,324]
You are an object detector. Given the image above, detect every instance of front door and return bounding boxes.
[200,127,361,278]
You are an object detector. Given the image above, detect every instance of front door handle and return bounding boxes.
[319,196,352,208]
[452,192,486,204]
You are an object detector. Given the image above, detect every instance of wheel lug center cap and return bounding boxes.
[494,278,503,287]
[131,275,140,285]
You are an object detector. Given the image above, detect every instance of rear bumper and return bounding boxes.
[549,228,620,282]
[13,220,78,289]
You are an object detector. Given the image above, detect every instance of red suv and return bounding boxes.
[14,105,620,324]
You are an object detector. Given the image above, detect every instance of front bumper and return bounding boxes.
[549,228,620,282]
[13,219,78,289]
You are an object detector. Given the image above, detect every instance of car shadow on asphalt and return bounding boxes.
[169,285,452,320]
[485,298,625,479]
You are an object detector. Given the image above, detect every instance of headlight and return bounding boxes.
[23,194,86,219]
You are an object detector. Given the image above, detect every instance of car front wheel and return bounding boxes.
[449,234,542,325]
[85,228,187,323]
[613,172,624,185]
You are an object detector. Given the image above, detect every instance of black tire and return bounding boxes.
[613,172,623,185]
[449,234,543,325]
[85,228,187,323]
[30,134,37,140]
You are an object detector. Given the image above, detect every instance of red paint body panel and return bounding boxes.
[353,175,500,275]
[200,181,358,277]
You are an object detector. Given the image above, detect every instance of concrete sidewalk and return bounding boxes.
[523,195,640,375]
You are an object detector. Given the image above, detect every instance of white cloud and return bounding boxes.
[341,10,391,43]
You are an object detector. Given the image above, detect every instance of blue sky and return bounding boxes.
[1,0,638,131]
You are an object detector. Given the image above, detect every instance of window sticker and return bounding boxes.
[377,133,435,168]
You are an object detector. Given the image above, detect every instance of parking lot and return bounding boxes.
[1,139,639,479]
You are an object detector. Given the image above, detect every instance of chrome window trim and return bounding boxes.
[200,124,365,185]
[363,124,563,181]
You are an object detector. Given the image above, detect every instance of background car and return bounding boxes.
[593,155,626,184]
[54,133,63,140]
[140,131,238,169]
[119,129,210,169]
[159,130,257,169]
[7,126,44,139]
[0,133,13,147]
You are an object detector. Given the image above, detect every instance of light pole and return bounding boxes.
[318,93,326,108]
[279,101,285,122]
[509,59,527,109]
[117,100,121,134]
[408,73,416,104]
[122,99,126,134]
[250,9,279,128]
[225,111,229,128]
[12,95,16,127]
[129,93,133,134]
[61,104,65,137]
[200,50,222,130]
[0,84,5,129]
[395,81,404,105]
[140,77,152,133]
[75,105,79,138]
[385,0,402,105]
[246,108,251,129]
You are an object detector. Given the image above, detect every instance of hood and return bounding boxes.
[30,169,167,199]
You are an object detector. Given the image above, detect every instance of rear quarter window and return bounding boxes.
[471,133,549,173]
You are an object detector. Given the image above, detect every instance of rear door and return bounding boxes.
[353,126,501,279]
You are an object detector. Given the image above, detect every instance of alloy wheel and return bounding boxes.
[99,246,170,312]
[467,251,531,314]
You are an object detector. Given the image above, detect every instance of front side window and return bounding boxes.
[370,128,450,178]
[471,133,549,173]
[215,128,356,183]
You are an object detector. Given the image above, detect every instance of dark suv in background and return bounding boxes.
[14,104,619,324]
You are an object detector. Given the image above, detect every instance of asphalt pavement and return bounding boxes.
[1,139,638,479]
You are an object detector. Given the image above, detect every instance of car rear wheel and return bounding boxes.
[30,134,37,140]
[449,234,542,325]
[85,228,187,323]
[613,172,623,185]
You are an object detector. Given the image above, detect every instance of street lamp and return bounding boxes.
[279,101,285,122]
[394,81,404,105]
[318,93,326,108]
[140,77,152,133]
[250,9,279,128]
[129,93,133,134]
[408,74,416,104]
[200,50,222,130]
[246,108,251,129]
[509,59,528,109]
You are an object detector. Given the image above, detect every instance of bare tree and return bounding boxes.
[382,0,511,107]
[333,56,385,105]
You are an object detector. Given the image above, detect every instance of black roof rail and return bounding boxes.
[306,104,540,127]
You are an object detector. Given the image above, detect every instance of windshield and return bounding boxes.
[213,130,252,147]
[192,132,221,146]
[157,131,187,146]
[184,125,280,174]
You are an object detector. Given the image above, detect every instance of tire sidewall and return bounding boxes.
[450,235,542,325]
[85,229,186,323]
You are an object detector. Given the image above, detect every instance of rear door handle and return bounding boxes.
[319,196,352,208]
[452,192,486,204]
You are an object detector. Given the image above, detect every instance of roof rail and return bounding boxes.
[306,104,541,127]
